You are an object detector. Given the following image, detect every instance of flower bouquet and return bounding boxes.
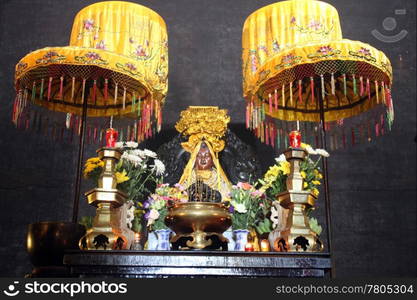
[142,183,188,250]
[83,141,166,232]
[228,182,265,231]
[143,183,188,231]
[227,182,269,250]
[258,143,328,199]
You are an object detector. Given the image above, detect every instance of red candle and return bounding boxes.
[289,130,302,148]
[245,242,254,252]
[106,128,118,147]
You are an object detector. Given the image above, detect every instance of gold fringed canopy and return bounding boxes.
[242,0,394,150]
[14,1,168,119]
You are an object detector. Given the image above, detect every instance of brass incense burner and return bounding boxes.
[275,148,323,252]
[165,202,231,250]
[79,147,129,250]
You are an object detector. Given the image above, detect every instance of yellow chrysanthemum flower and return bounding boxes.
[279,161,291,175]
[301,143,311,149]
[115,170,130,184]
[300,171,306,178]
[312,188,319,197]
[86,157,101,164]
[314,169,323,179]
[303,182,308,189]
[312,180,321,185]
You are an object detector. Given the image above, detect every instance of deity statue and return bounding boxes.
[175,106,232,202]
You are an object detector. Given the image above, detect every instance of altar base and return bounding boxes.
[64,251,331,278]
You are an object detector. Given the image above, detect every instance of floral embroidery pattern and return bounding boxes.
[272,40,280,53]
[75,52,108,65]
[249,50,259,74]
[35,51,66,64]
[349,48,376,63]
[274,53,302,70]
[95,40,106,50]
[155,65,167,84]
[258,45,269,57]
[84,19,95,31]
[77,19,101,46]
[358,47,371,56]
[307,45,341,60]
[289,17,334,37]
[255,70,271,85]
[15,62,28,77]
[115,62,142,76]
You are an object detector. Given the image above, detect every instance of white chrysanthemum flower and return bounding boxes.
[304,145,317,155]
[126,141,138,148]
[126,205,135,229]
[115,142,125,148]
[152,159,165,176]
[234,203,248,214]
[130,149,145,157]
[315,148,330,157]
[149,209,160,220]
[122,153,143,166]
[147,218,155,227]
[275,154,287,163]
[121,152,129,160]
[143,149,157,158]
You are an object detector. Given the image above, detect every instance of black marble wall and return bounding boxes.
[0,0,415,277]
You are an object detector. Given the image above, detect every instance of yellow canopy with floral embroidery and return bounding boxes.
[242,0,394,150]
[14,1,168,121]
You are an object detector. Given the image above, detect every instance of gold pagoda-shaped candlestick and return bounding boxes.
[79,148,128,250]
[275,148,323,252]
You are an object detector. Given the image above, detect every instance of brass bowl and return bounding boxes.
[27,221,86,267]
[165,202,231,249]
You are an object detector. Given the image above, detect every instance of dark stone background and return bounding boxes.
[0,0,415,277]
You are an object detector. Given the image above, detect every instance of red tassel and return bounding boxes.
[94,126,98,143]
[360,76,364,96]
[298,80,302,104]
[265,123,269,145]
[385,87,392,108]
[92,80,97,104]
[47,77,53,101]
[380,114,385,135]
[59,76,64,100]
[12,95,18,124]
[366,78,370,101]
[104,79,108,103]
[310,77,315,104]
[274,89,278,110]
[268,94,272,113]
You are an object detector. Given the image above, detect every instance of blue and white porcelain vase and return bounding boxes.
[233,229,250,251]
[223,227,235,251]
[155,229,171,250]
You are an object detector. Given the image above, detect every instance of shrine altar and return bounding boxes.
[63,251,331,278]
